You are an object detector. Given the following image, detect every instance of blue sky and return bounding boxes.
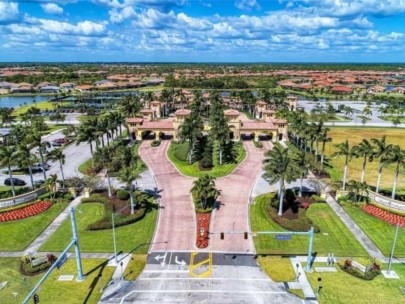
[0,0,405,62]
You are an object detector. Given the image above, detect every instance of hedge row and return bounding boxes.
[253,141,263,148]
[0,187,31,199]
[151,140,161,147]
[87,205,149,230]
[266,206,320,232]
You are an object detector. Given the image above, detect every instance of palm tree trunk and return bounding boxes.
[360,156,367,183]
[89,142,94,156]
[342,162,348,191]
[278,179,284,216]
[320,141,326,171]
[300,173,304,197]
[392,161,400,199]
[188,140,193,164]
[107,173,112,197]
[119,125,123,139]
[219,142,223,165]
[376,162,383,193]
[28,165,34,190]
[101,136,105,147]
[130,188,135,215]
[8,165,16,197]
[106,134,110,146]
[59,161,65,188]
[39,148,47,180]
[315,140,319,159]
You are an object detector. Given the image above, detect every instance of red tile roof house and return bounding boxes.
[391,87,405,94]
[331,86,353,94]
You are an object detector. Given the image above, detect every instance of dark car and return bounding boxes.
[4,178,26,186]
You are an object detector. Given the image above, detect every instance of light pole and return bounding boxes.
[295,263,300,282]
[387,223,400,275]
[70,207,86,281]
[112,212,118,264]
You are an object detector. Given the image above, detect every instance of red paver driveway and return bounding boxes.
[210,141,270,253]
[139,140,195,251]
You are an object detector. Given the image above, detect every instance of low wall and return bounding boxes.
[368,190,405,213]
[0,188,46,210]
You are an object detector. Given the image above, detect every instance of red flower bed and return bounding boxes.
[196,213,211,248]
[362,204,405,227]
[0,201,52,223]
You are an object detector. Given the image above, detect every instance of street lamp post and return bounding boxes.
[387,223,400,275]
[112,212,118,264]
[70,207,86,281]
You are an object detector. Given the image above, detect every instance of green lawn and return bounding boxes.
[0,258,115,304]
[12,101,55,116]
[167,141,246,178]
[123,254,147,281]
[306,262,405,304]
[257,256,296,282]
[40,202,157,253]
[344,204,405,257]
[78,158,93,175]
[250,194,367,256]
[0,202,67,251]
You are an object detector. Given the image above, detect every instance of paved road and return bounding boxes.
[102,252,302,304]
[139,140,196,252]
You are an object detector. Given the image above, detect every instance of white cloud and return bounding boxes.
[235,0,260,11]
[41,3,64,15]
[0,2,19,23]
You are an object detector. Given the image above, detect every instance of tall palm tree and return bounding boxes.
[292,150,311,197]
[190,175,220,210]
[0,146,17,196]
[27,131,50,180]
[48,148,66,187]
[371,136,392,193]
[16,144,38,190]
[351,139,374,183]
[94,147,114,197]
[209,92,229,165]
[332,140,351,191]
[263,145,297,216]
[119,167,140,214]
[347,180,368,202]
[76,123,97,156]
[319,127,332,171]
[386,145,405,199]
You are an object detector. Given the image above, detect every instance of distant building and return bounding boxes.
[60,82,77,90]
[40,86,60,93]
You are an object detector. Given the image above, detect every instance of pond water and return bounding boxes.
[0,95,53,108]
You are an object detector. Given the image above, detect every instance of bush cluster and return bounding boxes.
[87,207,148,230]
[20,254,56,276]
[151,139,161,147]
[253,141,263,148]
[200,140,213,170]
[0,187,31,199]
[116,189,130,200]
[338,259,381,280]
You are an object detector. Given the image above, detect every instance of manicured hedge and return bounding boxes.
[253,141,263,148]
[87,206,149,230]
[117,189,130,201]
[0,187,31,199]
[151,139,161,147]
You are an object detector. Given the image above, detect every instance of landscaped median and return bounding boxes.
[250,192,368,256]
[167,140,246,178]
[39,190,158,253]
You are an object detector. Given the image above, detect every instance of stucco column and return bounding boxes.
[254,131,259,142]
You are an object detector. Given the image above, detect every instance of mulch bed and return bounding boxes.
[196,213,211,248]
[99,191,132,216]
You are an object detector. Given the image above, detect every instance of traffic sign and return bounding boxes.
[275,234,292,240]
[56,254,68,269]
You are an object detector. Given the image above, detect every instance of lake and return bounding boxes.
[0,95,53,108]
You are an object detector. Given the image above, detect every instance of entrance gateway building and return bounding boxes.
[126,97,297,142]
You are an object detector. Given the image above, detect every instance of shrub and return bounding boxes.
[117,189,130,201]
[253,141,263,148]
[151,140,161,147]
[311,194,326,204]
[338,259,381,280]
[199,156,213,169]
[0,187,31,199]
[63,193,73,201]
[37,192,52,200]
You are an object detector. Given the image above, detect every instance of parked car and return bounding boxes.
[4,178,26,186]
[51,142,62,147]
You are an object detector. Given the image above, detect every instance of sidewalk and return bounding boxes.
[23,194,85,255]
[289,257,318,303]
[324,194,385,260]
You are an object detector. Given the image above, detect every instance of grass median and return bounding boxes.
[250,193,367,256]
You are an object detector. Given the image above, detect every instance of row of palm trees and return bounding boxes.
[333,137,405,199]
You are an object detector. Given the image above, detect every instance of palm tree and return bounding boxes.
[27,131,50,180]
[351,139,374,183]
[190,175,220,210]
[347,180,368,202]
[16,144,38,190]
[0,108,15,127]
[45,174,58,199]
[0,146,17,196]
[209,92,229,165]
[386,145,405,199]
[263,145,297,216]
[332,140,351,191]
[94,147,114,197]
[48,148,66,187]
[371,136,392,193]
[292,150,311,197]
[118,167,140,214]
[319,127,331,171]
[76,124,97,156]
